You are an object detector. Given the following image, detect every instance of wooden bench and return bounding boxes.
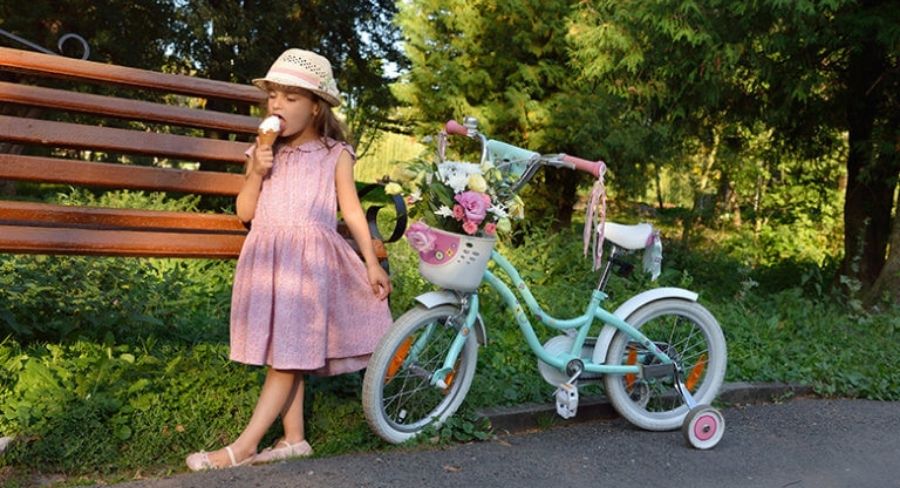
[0,47,405,266]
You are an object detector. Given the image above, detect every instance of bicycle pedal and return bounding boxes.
[555,382,579,419]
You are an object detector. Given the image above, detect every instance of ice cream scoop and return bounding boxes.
[258,115,284,146]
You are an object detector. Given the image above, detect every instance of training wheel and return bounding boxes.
[682,404,725,449]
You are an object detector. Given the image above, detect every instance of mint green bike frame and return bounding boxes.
[428,250,674,387]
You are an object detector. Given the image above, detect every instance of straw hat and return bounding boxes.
[252,48,341,107]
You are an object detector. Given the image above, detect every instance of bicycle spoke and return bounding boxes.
[373,310,474,432]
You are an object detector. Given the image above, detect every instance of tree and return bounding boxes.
[569,0,899,293]
[0,1,405,154]
[169,0,406,153]
[867,204,899,306]
[0,1,178,66]
[395,0,618,229]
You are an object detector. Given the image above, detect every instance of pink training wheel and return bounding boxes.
[682,404,725,449]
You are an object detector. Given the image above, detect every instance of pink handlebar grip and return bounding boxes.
[562,154,605,178]
[444,119,469,136]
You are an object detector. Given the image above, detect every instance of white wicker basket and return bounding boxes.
[415,227,496,292]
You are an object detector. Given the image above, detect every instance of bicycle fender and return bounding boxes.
[591,287,699,364]
[413,291,488,345]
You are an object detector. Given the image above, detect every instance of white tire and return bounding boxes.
[362,305,478,443]
[604,299,726,431]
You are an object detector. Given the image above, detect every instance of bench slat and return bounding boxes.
[0,81,259,134]
[0,224,245,258]
[0,154,244,196]
[0,115,248,164]
[0,203,388,260]
[0,201,248,233]
[0,47,263,104]
[0,224,388,260]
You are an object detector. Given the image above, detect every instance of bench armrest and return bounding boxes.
[357,182,408,244]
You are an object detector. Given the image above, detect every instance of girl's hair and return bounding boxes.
[312,97,350,147]
[262,82,352,150]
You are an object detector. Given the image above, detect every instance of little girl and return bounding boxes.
[186,49,393,470]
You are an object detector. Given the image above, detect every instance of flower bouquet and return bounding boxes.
[385,133,526,291]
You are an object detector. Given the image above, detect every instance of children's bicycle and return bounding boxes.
[362,119,727,449]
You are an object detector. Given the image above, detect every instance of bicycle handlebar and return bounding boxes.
[444,119,469,137]
[561,154,605,178]
[444,119,605,179]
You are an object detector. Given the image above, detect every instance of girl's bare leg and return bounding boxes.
[202,368,298,466]
[279,374,306,444]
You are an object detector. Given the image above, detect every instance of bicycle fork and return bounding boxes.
[430,294,480,389]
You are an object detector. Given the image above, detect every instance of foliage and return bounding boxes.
[0,1,177,66]
[394,0,612,227]
[567,0,899,290]
[167,0,406,152]
[0,189,234,345]
[0,339,261,475]
[0,0,406,158]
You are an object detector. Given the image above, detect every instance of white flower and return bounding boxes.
[435,205,454,218]
[438,161,482,193]
[488,203,509,219]
[438,161,481,179]
[408,188,422,203]
[445,173,470,193]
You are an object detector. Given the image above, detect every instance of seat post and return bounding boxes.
[597,245,619,291]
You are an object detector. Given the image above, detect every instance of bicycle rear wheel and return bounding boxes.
[362,304,479,444]
[604,298,726,431]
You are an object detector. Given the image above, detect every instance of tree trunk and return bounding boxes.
[715,167,741,227]
[680,128,720,248]
[838,39,893,290]
[654,162,664,210]
[865,197,900,307]
[543,169,579,231]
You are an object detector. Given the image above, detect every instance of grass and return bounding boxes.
[0,193,897,486]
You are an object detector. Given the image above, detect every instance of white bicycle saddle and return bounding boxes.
[602,222,653,250]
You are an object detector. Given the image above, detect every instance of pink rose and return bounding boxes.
[462,220,478,235]
[452,204,466,221]
[405,221,436,253]
[484,222,497,235]
[454,191,489,224]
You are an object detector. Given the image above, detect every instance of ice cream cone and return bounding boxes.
[258,130,280,146]
[258,115,284,146]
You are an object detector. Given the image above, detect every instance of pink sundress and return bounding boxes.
[229,138,392,375]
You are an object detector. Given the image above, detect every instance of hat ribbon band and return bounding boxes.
[268,66,323,88]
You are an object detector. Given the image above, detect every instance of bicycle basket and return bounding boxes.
[413,227,496,292]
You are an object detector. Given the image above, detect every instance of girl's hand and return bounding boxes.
[367,262,392,301]
[251,139,275,177]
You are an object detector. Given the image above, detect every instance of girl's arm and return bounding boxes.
[236,143,273,223]
[335,149,392,300]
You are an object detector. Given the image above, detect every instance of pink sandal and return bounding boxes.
[253,439,313,464]
[185,445,255,471]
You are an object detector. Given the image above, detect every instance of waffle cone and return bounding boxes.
[258,130,279,146]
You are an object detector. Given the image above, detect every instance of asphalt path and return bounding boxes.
[112,398,899,488]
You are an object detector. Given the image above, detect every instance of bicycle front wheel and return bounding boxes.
[604,298,726,431]
[362,304,479,444]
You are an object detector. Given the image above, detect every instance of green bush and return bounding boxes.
[0,189,235,345]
